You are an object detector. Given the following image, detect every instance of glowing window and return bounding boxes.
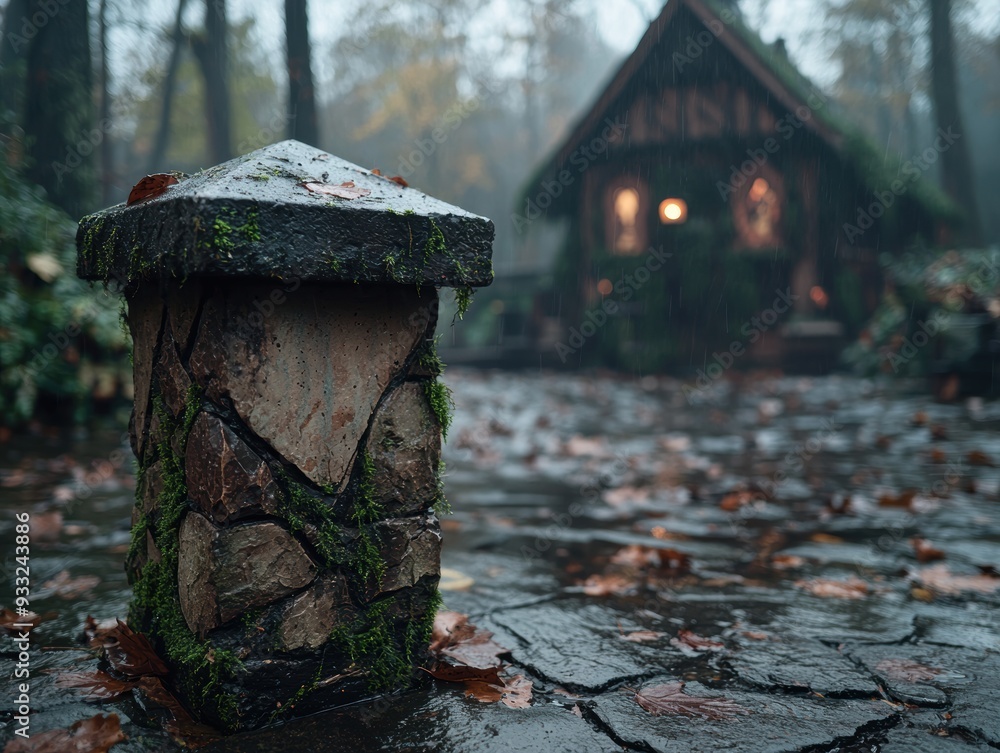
[613,187,641,254]
[732,168,784,249]
[659,198,688,224]
[597,278,613,296]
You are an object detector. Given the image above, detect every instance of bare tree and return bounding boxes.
[24,0,94,218]
[929,0,982,244]
[192,0,232,163]
[148,0,190,172]
[285,0,318,145]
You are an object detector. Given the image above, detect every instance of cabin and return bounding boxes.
[518,0,959,374]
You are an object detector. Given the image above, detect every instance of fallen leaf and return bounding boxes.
[910,538,945,563]
[610,544,692,575]
[2,713,125,753]
[967,450,994,467]
[808,532,845,544]
[82,615,118,646]
[879,489,917,508]
[930,424,949,441]
[911,411,928,427]
[300,181,371,199]
[29,510,63,542]
[136,677,221,748]
[428,611,508,669]
[770,554,806,570]
[56,671,137,701]
[915,564,1000,595]
[0,608,56,635]
[460,672,532,708]
[42,570,100,599]
[670,629,724,655]
[388,175,408,187]
[422,664,503,684]
[582,573,636,596]
[102,620,169,677]
[127,173,179,205]
[874,659,942,684]
[621,630,665,643]
[794,577,869,599]
[634,682,750,720]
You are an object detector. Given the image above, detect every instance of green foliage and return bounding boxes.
[351,451,386,585]
[417,336,445,377]
[0,140,127,427]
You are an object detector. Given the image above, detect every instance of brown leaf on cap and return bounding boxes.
[634,682,749,720]
[127,173,179,205]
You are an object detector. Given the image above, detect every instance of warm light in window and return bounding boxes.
[809,286,829,309]
[613,187,641,253]
[659,198,687,224]
[597,278,613,296]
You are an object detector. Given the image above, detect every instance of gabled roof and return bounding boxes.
[523,0,958,222]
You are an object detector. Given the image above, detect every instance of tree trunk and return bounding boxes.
[929,0,982,244]
[0,0,30,130]
[192,0,232,163]
[285,0,318,145]
[98,0,113,204]
[148,0,190,173]
[24,0,94,219]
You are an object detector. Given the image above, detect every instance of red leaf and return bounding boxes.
[136,677,222,749]
[634,682,750,720]
[0,607,56,635]
[915,564,1000,595]
[874,659,942,684]
[2,713,125,753]
[421,664,502,684]
[911,538,946,563]
[127,174,179,205]
[670,629,724,655]
[56,671,137,702]
[300,181,371,199]
[388,175,408,187]
[102,620,169,678]
[428,611,508,669]
[794,577,869,599]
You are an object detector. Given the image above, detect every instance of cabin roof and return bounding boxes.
[522,0,959,223]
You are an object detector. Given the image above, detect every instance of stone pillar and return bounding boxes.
[76,141,493,731]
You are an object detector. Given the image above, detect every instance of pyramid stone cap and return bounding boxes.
[76,140,494,290]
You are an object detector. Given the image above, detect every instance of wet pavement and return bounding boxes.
[2,370,999,751]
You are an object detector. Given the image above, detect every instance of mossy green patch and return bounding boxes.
[424,379,454,441]
[330,588,440,691]
[432,460,451,516]
[350,451,386,585]
[277,476,345,568]
[454,285,474,320]
[416,336,444,377]
[423,218,446,262]
[130,385,243,731]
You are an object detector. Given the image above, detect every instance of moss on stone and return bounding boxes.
[424,379,454,441]
[130,386,243,731]
[416,336,444,377]
[277,476,345,568]
[350,451,386,585]
[424,218,446,262]
[454,285,474,320]
[432,460,451,516]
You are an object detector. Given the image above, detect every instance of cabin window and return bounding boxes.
[732,169,783,249]
[605,180,648,255]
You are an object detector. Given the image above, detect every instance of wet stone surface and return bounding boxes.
[4,370,1000,751]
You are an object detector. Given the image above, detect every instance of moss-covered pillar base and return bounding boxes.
[125,279,448,730]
